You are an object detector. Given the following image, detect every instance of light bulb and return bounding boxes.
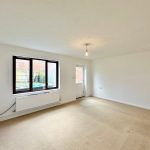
[85,50,88,56]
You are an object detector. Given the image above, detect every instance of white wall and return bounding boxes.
[2,42,150,121]
[0,43,92,119]
[93,52,150,109]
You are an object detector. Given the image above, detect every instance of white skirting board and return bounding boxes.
[15,89,60,112]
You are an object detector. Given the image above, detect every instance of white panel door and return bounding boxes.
[76,66,84,98]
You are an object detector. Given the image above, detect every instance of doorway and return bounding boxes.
[75,66,85,98]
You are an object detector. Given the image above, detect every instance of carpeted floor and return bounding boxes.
[0,97,150,150]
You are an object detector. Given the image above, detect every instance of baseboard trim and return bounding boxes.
[0,99,76,122]
[93,96,150,110]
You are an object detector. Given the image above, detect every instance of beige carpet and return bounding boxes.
[0,97,150,150]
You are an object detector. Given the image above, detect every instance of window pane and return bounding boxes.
[76,67,83,84]
[48,62,57,88]
[33,60,45,89]
[16,59,30,91]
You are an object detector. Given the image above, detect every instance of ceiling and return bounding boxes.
[0,0,150,59]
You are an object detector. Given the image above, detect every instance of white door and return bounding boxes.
[75,66,84,98]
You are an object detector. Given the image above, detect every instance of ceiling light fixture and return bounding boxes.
[84,43,90,57]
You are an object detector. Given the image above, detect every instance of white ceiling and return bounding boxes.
[0,0,150,59]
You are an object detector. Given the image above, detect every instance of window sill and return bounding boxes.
[14,89,59,98]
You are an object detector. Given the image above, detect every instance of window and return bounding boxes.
[48,62,58,88]
[15,58,30,92]
[76,66,84,84]
[13,56,59,94]
[33,60,46,90]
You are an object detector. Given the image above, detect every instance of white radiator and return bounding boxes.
[15,89,60,112]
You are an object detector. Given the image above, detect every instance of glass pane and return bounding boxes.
[76,67,83,84]
[33,60,46,89]
[16,59,30,91]
[48,62,57,88]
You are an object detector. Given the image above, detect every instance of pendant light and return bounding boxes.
[84,43,90,57]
